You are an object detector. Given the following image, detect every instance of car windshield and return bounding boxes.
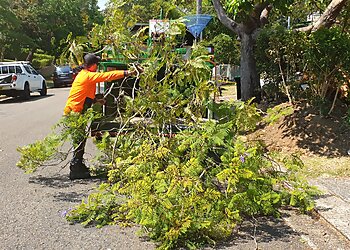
[57,66,71,74]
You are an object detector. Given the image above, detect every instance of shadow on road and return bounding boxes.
[29,173,101,188]
[0,94,54,104]
[53,191,87,203]
[214,215,303,249]
[29,174,74,188]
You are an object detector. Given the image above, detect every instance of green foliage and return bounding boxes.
[16,134,63,173]
[9,0,103,57]
[256,24,308,101]
[264,104,295,125]
[256,24,350,107]
[209,33,240,65]
[64,27,314,249]
[232,99,261,132]
[67,113,317,249]
[16,109,101,172]
[223,0,293,21]
[305,27,350,100]
[30,50,55,68]
[0,0,33,59]
[120,0,195,22]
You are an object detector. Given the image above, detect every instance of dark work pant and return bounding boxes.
[71,97,93,163]
[72,137,86,163]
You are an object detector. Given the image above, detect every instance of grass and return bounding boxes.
[300,155,350,178]
[217,83,237,101]
[266,151,350,178]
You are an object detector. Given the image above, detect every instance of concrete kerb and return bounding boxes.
[310,178,350,242]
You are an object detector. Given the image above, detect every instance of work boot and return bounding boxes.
[69,159,91,180]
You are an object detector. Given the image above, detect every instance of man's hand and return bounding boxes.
[134,64,144,74]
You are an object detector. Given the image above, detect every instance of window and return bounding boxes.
[15,66,22,73]
[2,66,9,74]
[24,65,32,74]
[29,65,38,75]
[57,66,71,74]
[9,66,15,73]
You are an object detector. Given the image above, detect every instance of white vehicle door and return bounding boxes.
[23,65,41,90]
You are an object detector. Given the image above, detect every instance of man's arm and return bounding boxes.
[88,64,144,84]
[88,70,126,83]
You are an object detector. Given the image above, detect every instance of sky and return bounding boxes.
[97,0,108,10]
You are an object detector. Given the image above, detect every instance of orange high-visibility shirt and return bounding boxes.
[64,69,125,114]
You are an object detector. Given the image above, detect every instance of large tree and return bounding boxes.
[10,0,103,58]
[212,0,348,101]
[109,0,196,23]
[0,0,33,60]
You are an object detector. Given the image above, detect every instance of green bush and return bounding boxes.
[209,33,240,65]
[256,25,350,111]
[305,27,350,101]
[32,51,54,68]
[256,24,308,101]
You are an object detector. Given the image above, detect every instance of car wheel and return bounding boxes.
[21,83,30,100]
[40,81,47,96]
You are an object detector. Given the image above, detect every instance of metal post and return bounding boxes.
[287,16,291,30]
[196,0,202,14]
[197,0,203,41]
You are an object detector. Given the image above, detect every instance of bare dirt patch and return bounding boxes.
[253,101,350,177]
[256,102,350,156]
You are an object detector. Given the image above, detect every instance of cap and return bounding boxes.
[83,53,100,67]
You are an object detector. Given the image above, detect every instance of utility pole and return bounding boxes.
[196,0,202,14]
[197,0,203,40]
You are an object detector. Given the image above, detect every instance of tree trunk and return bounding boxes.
[26,50,34,63]
[240,33,261,102]
[0,47,4,61]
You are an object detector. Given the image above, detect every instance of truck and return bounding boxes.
[0,61,47,99]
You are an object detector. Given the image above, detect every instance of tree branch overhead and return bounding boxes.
[296,0,347,32]
[212,0,238,33]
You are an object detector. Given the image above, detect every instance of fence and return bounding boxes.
[213,64,240,83]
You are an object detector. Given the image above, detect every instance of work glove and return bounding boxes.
[134,64,144,74]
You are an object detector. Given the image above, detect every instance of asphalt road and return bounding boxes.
[0,88,349,250]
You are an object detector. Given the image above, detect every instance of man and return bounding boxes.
[64,53,140,180]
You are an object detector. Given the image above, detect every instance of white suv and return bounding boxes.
[0,61,47,100]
